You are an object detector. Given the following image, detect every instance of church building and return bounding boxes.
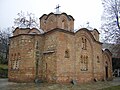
[8,9,113,83]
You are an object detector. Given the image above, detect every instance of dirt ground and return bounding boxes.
[0,77,120,90]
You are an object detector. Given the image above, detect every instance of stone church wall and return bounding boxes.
[75,29,94,83]
[41,31,58,83]
[8,35,37,82]
[56,31,75,83]
[93,42,104,80]
[8,12,112,84]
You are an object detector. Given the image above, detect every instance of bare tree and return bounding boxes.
[101,0,120,44]
[0,28,12,64]
[14,11,39,29]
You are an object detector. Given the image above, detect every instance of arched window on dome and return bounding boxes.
[62,19,65,29]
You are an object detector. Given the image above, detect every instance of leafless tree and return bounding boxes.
[14,11,39,29]
[0,28,12,64]
[101,0,120,44]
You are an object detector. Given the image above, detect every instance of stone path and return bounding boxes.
[0,77,120,90]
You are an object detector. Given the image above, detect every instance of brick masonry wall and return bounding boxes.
[40,13,74,32]
[8,11,113,84]
[8,35,36,82]
[56,31,75,83]
[75,30,94,83]
[8,28,113,83]
[41,31,58,83]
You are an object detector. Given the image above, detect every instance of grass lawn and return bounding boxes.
[0,64,8,69]
[0,64,8,78]
[101,85,120,90]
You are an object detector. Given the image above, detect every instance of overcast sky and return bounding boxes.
[0,0,103,30]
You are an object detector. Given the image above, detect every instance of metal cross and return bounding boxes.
[55,4,61,14]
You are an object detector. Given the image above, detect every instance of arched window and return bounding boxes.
[12,53,20,70]
[11,54,13,60]
[105,61,108,66]
[62,19,65,29]
[81,55,83,63]
[82,38,84,49]
[65,49,69,58]
[50,19,53,23]
[97,56,100,63]
[82,38,87,50]
[18,53,21,60]
[85,39,87,50]
[36,41,39,49]
[81,55,88,71]
[86,56,88,70]
[14,53,16,60]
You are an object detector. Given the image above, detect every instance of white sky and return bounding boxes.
[0,0,103,30]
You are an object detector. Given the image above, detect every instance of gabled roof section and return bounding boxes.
[103,49,112,60]
[13,27,30,33]
[13,27,18,33]
[39,14,47,20]
[61,12,74,21]
[93,28,100,34]
[45,12,55,20]
[13,27,42,36]
[75,28,102,44]
[39,12,74,21]
[68,15,74,21]
[104,49,112,56]
[28,28,41,34]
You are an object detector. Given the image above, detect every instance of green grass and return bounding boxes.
[101,85,120,90]
[0,64,8,78]
[0,64,8,69]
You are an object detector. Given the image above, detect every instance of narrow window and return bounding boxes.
[36,41,39,49]
[12,53,21,70]
[14,53,16,60]
[81,55,83,63]
[16,60,20,69]
[13,61,16,69]
[50,19,53,23]
[82,38,87,50]
[81,55,88,71]
[82,38,84,49]
[80,55,83,70]
[65,49,69,58]
[97,56,100,63]
[62,20,65,29]
[15,60,18,69]
[11,54,13,59]
[18,53,21,60]
[17,53,21,69]
[86,56,88,70]
[85,39,87,50]
[84,55,86,70]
